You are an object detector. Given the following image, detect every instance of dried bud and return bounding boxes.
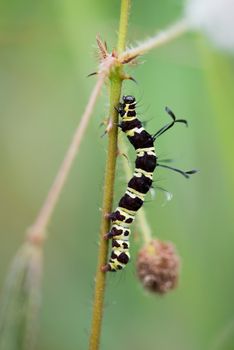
[0,243,43,350]
[136,239,180,295]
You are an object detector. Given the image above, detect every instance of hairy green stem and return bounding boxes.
[88,1,130,350]
[88,74,122,350]
[117,0,130,53]
[119,18,188,62]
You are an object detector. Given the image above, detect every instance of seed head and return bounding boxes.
[136,239,180,295]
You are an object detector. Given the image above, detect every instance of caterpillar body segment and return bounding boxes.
[103,95,157,272]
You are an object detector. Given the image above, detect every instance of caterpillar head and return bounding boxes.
[117,95,136,117]
[122,95,135,105]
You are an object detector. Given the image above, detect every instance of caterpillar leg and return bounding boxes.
[100,119,113,137]
[104,225,131,240]
[107,209,134,224]
[104,211,123,221]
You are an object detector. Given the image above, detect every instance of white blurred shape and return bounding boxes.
[149,187,156,200]
[185,0,234,52]
[161,190,173,207]
[149,187,173,206]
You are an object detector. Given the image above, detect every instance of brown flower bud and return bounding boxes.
[136,239,180,295]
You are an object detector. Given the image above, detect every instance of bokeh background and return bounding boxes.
[1,1,234,349]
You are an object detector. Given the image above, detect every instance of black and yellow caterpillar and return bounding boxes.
[102,95,196,272]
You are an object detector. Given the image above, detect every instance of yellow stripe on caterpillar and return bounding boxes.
[117,207,135,219]
[109,251,131,270]
[112,233,130,241]
[125,188,145,202]
[112,220,132,228]
[124,104,135,111]
[127,187,146,201]
[136,147,156,157]
[136,147,155,153]
[122,115,137,121]
[108,260,125,271]
[112,223,130,231]
[112,225,131,241]
[113,240,130,251]
[118,206,136,216]
[125,127,144,137]
[134,168,154,179]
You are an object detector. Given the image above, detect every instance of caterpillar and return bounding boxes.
[102,95,196,272]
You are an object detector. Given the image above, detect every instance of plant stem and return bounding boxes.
[136,209,152,243]
[120,18,188,63]
[88,1,130,350]
[117,0,130,53]
[27,73,106,245]
[88,74,121,350]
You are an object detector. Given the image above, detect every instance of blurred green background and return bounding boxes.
[1,1,234,349]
